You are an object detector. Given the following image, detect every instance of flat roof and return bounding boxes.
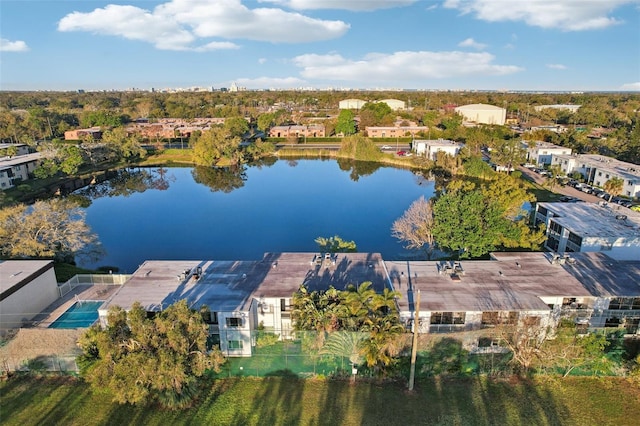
[0,152,42,169]
[538,202,640,239]
[101,251,640,315]
[414,139,461,147]
[559,252,640,297]
[103,253,391,313]
[552,154,640,179]
[523,141,568,151]
[387,252,592,313]
[0,260,54,301]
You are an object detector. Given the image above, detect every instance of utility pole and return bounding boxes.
[408,289,420,391]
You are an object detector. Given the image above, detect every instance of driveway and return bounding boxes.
[517,166,603,203]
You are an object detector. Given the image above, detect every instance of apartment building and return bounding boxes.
[551,154,640,198]
[523,141,572,165]
[413,139,463,160]
[535,202,640,261]
[0,152,42,189]
[95,250,640,357]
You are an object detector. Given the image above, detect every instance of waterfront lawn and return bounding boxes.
[2,375,639,426]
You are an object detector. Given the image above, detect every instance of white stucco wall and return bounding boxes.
[0,262,57,331]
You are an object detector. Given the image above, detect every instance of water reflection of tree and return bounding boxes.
[337,159,383,181]
[251,156,277,170]
[77,167,175,199]
[191,165,247,193]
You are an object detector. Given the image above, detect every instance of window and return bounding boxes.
[549,220,562,236]
[226,317,242,327]
[482,311,518,325]
[202,311,218,324]
[547,236,560,251]
[598,172,602,177]
[538,206,548,217]
[430,311,466,325]
[609,298,640,310]
[281,298,287,312]
[228,340,243,350]
[567,232,582,250]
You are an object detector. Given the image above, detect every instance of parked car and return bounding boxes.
[559,196,579,202]
[396,151,407,156]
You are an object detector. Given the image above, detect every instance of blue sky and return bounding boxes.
[1,0,639,92]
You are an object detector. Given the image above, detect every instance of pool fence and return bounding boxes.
[58,274,130,298]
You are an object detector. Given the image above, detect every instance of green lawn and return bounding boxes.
[2,375,638,426]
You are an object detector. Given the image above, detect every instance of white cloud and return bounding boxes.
[259,0,417,11]
[547,64,567,70]
[258,58,267,64]
[458,38,487,50]
[235,76,306,89]
[292,50,523,82]
[443,0,634,31]
[58,0,349,50]
[0,38,29,52]
[620,82,640,91]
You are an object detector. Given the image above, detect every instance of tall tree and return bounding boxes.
[335,109,356,136]
[0,198,101,262]
[604,177,624,202]
[190,127,241,166]
[391,196,436,259]
[489,138,526,173]
[78,300,225,409]
[224,116,250,138]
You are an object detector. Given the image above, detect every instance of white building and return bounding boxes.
[533,104,581,113]
[0,152,42,189]
[92,250,640,357]
[413,139,462,160]
[535,202,640,261]
[550,154,640,198]
[524,141,572,165]
[365,126,428,138]
[455,103,506,126]
[338,99,367,110]
[387,251,640,348]
[0,260,58,333]
[99,253,390,357]
[376,99,406,111]
[0,143,30,157]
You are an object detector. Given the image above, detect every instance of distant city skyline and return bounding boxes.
[1,0,639,92]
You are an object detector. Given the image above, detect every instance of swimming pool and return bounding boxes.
[49,301,103,328]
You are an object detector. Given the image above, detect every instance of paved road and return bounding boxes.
[517,166,603,203]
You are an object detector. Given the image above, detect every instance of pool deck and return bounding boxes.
[32,284,120,328]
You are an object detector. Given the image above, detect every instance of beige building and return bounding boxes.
[339,99,367,110]
[0,260,57,333]
[269,124,325,138]
[64,127,102,141]
[376,99,406,111]
[455,103,506,126]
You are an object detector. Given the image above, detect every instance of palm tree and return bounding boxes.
[320,331,368,382]
[604,177,624,202]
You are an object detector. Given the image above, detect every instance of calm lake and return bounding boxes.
[76,159,436,273]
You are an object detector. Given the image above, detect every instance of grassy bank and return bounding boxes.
[1,375,638,425]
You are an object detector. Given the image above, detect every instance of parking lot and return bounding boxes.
[517,165,603,203]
